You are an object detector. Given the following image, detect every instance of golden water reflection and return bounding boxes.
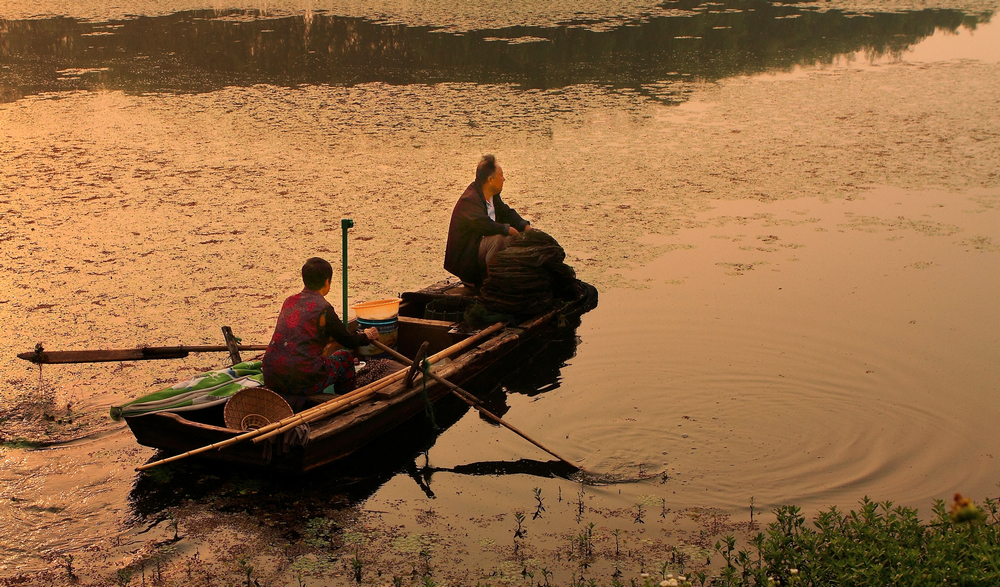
[1,0,999,579]
[1,0,993,102]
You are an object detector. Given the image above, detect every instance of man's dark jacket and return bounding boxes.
[444,182,529,285]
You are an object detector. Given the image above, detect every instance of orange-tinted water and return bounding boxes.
[1,1,998,580]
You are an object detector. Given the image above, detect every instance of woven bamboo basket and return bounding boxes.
[224,387,293,431]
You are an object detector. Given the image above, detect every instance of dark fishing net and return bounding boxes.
[355,359,405,388]
[479,230,580,317]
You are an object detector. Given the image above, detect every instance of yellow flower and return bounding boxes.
[950,493,982,523]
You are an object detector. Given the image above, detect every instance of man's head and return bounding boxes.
[302,257,333,292]
[475,154,504,198]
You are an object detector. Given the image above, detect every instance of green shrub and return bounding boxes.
[713,495,1000,586]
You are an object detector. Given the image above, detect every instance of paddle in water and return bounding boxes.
[368,339,584,472]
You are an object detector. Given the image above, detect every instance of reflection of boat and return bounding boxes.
[124,279,598,472]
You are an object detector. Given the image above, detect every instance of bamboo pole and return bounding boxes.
[135,322,505,471]
[367,340,582,471]
[250,321,506,444]
[132,371,399,471]
[268,321,504,429]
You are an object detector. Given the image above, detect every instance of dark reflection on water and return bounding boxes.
[0,0,989,102]
[126,323,584,524]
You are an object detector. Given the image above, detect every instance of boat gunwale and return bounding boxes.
[123,279,597,469]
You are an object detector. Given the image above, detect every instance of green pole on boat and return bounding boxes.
[341,218,353,327]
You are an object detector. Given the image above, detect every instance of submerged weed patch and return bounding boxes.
[0,437,42,449]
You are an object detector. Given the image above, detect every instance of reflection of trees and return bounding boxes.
[0,1,992,101]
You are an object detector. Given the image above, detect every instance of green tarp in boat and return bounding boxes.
[110,361,264,420]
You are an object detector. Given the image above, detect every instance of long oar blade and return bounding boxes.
[18,345,269,364]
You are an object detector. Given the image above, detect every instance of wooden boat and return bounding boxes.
[124,279,598,472]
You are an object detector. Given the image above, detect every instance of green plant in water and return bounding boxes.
[152,553,163,583]
[114,566,133,587]
[304,516,338,548]
[533,486,545,519]
[236,556,254,587]
[574,522,596,567]
[420,547,432,576]
[710,495,1000,586]
[165,511,179,541]
[1,438,42,450]
[513,510,526,540]
[62,553,75,581]
[352,554,363,584]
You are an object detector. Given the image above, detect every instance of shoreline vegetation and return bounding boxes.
[1,453,996,587]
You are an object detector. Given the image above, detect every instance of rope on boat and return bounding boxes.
[420,358,439,431]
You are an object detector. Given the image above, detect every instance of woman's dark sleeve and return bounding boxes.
[323,308,371,349]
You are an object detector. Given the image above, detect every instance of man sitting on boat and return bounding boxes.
[444,154,533,287]
[262,257,379,411]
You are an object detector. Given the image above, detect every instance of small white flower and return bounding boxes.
[667,575,674,579]
[790,568,799,575]
[641,573,650,579]
[660,581,670,587]
[678,577,686,582]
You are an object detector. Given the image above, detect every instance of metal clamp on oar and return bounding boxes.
[405,341,430,389]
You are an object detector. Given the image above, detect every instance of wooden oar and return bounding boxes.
[18,345,269,364]
[136,322,505,471]
[249,322,507,444]
[368,339,582,471]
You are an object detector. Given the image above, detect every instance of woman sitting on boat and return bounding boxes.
[262,257,379,411]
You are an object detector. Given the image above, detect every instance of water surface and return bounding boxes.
[1,0,998,581]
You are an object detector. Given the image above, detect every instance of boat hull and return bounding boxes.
[125,279,597,472]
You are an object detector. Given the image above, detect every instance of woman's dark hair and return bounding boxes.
[302,257,333,291]
[475,154,498,186]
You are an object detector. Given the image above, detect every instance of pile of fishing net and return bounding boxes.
[479,229,580,317]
